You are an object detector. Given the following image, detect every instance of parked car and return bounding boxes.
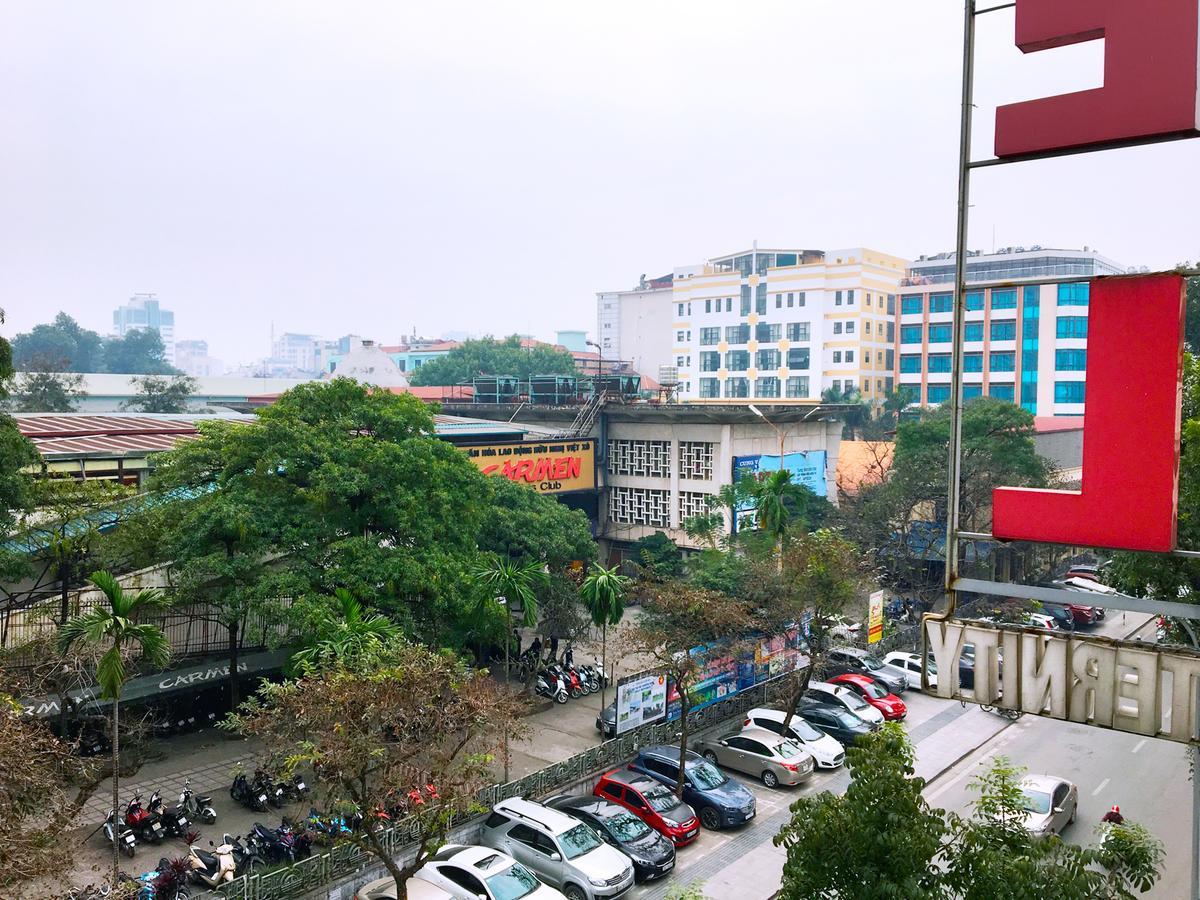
[355,844,566,900]
[805,681,886,725]
[1038,604,1075,631]
[823,647,910,694]
[592,768,699,847]
[827,673,907,721]
[797,699,876,746]
[480,798,635,900]
[741,708,846,768]
[1025,612,1062,631]
[628,745,757,831]
[882,651,938,690]
[545,794,675,882]
[596,702,616,739]
[696,726,815,787]
[1019,775,1078,837]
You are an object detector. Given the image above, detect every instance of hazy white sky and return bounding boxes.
[2,1,1197,367]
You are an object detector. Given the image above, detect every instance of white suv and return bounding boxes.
[480,798,635,900]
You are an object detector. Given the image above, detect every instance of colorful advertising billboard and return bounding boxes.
[615,672,669,735]
[732,450,828,497]
[463,439,596,494]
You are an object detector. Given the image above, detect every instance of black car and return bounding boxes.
[798,699,876,746]
[628,745,756,831]
[597,701,617,739]
[545,794,676,881]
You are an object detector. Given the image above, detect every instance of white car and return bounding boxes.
[741,707,846,768]
[1020,775,1078,837]
[356,845,566,900]
[883,651,938,690]
[806,681,885,725]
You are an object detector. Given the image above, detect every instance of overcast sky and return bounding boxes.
[2,1,1197,368]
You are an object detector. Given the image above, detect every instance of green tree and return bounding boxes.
[226,644,524,900]
[472,556,549,629]
[8,371,87,412]
[822,385,872,439]
[579,563,629,714]
[476,475,596,570]
[57,572,169,887]
[120,374,196,413]
[102,329,176,375]
[0,308,39,581]
[408,335,577,386]
[290,588,401,673]
[11,313,104,373]
[1184,273,1199,353]
[775,723,947,899]
[630,531,683,579]
[744,470,819,571]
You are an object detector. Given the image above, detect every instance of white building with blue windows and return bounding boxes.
[894,246,1124,416]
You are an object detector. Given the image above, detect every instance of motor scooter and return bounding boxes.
[230,772,269,812]
[148,790,191,838]
[179,779,217,824]
[126,794,167,844]
[104,808,138,857]
[535,669,568,704]
[187,833,263,886]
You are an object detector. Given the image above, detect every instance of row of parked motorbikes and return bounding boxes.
[102,782,218,858]
[532,651,608,704]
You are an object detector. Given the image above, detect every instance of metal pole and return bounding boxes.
[504,629,510,784]
[943,0,976,619]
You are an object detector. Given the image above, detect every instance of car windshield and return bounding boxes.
[832,710,865,727]
[485,862,541,900]
[643,783,681,813]
[860,680,888,700]
[560,824,602,860]
[1020,789,1052,815]
[688,760,728,789]
[833,689,869,711]
[862,656,884,670]
[774,740,803,758]
[606,810,651,841]
[790,719,824,741]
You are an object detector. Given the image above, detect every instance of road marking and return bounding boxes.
[1091,777,1110,797]
[1132,739,1147,754]
[925,748,999,804]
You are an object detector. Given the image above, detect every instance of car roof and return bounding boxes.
[831,646,867,657]
[601,768,664,791]
[494,797,580,835]
[884,651,919,662]
[547,794,623,819]
[1021,775,1070,792]
[746,707,787,721]
[434,845,513,868]
[639,744,701,763]
[356,877,453,900]
[829,673,871,685]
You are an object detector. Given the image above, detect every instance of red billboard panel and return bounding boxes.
[992,275,1185,552]
[995,0,1200,158]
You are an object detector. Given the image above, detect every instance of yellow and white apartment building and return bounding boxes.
[658,247,906,403]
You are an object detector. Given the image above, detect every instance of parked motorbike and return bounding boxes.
[187,833,264,887]
[306,807,354,845]
[279,771,311,803]
[132,858,192,900]
[252,767,286,809]
[535,669,568,704]
[126,794,167,844]
[179,779,217,825]
[554,663,584,699]
[230,772,269,812]
[104,808,138,858]
[147,790,191,839]
[249,821,313,863]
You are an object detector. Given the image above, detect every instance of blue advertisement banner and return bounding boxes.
[732,449,828,498]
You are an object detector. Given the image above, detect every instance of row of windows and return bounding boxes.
[899,317,1091,345]
[907,380,1085,405]
[718,348,813,371]
[698,376,810,399]
[900,284,1086,316]
[901,351,1027,373]
[699,323,813,345]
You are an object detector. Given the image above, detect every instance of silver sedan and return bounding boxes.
[696,726,815,788]
[1020,775,1078,837]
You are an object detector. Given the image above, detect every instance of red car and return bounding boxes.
[827,673,907,721]
[593,768,700,847]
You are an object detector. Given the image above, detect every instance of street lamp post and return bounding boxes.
[749,403,791,467]
[586,339,603,382]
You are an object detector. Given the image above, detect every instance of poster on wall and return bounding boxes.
[615,673,668,735]
[732,450,828,497]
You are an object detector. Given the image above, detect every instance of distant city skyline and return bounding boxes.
[2,2,1197,366]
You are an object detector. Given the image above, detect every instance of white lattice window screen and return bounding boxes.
[679,441,715,481]
[679,491,714,523]
[607,439,672,477]
[608,486,671,527]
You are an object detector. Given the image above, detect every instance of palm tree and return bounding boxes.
[58,571,170,887]
[291,588,400,673]
[579,564,630,720]
[747,469,813,572]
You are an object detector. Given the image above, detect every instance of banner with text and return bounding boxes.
[464,439,596,494]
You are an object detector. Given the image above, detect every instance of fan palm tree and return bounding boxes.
[472,557,549,630]
[57,571,170,886]
[747,469,813,572]
[291,588,401,673]
[579,564,630,717]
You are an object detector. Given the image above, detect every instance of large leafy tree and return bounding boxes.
[476,475,596,571]
[57,572,169,887]
[7,371,88,412]
[101,328,176,375]
[408,335,577,386]
[290,588,401,673]
[744,469,820,571]
[11,313,104,373]
[120,374,196,413]
[227,644,525,900]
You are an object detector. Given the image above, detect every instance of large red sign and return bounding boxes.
[992,275,1185,552]
[995,0,1200,158]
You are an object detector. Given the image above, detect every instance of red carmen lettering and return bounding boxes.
[530,458,553,483]
[552,456,570,479]
[995,0,1200,158]
[992,275,1184,552]
[567,456,581,479]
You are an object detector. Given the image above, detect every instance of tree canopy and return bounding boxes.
[120,374,197,413]
[408,335,577,386]
[11,313,177,374]
[7,371,88,412]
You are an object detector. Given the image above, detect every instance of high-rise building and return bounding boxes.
[599,246,908,403]
[271,332,321,374]
[113,293,176,364]
[175,339,224,377]
[894,246,1124,415]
